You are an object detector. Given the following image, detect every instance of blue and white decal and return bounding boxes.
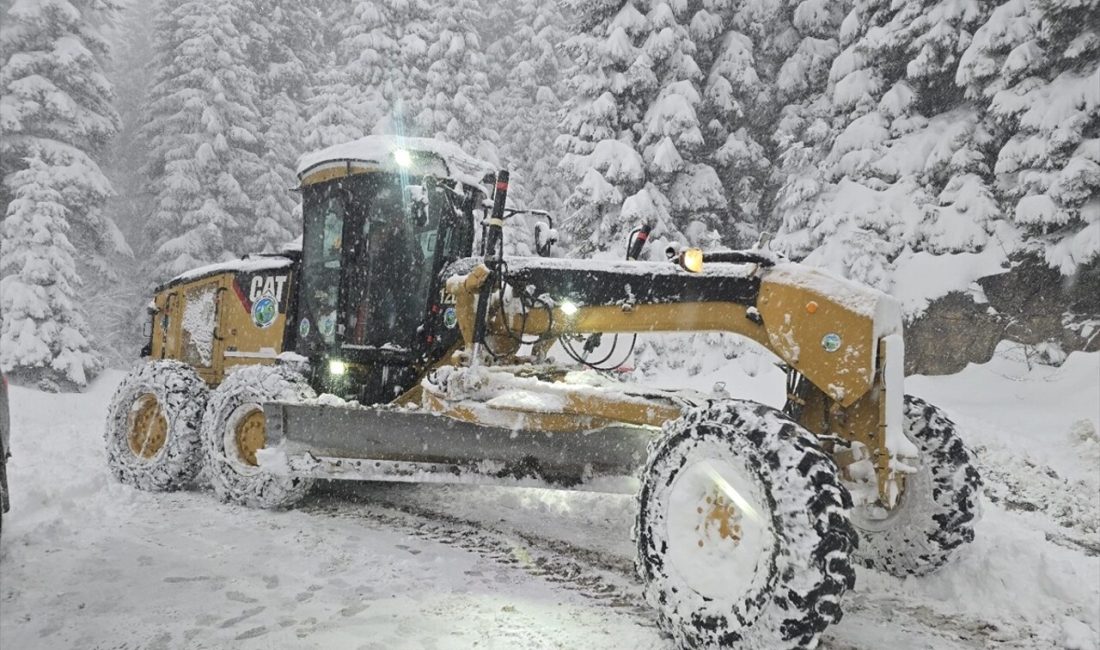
[251,295,279,329]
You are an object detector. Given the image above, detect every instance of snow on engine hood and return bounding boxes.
[161,255,295,290]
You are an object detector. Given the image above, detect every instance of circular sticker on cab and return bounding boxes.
[319,312,337,338]
[251,295,278,329]
[443,306,458,329]
[298,317,311,338]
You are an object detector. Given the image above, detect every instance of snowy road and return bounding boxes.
[1,346,1098,649]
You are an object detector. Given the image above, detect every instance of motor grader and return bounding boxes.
[105,135,980,649]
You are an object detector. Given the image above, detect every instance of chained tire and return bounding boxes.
[636,400,857,650]
[104,360,208,491]
[201,364,315,509]
[851,395,981,577]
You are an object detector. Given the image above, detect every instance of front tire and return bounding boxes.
[635,400,857,650]
[200,365,315,509]
[851,395,981,577]
[104,360,208,491]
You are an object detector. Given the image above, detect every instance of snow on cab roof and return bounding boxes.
[296,135,496,189]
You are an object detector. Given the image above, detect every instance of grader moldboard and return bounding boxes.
[106,135,980,649]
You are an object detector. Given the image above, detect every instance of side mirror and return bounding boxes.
[534,222,557,257]
[403,184,429,227]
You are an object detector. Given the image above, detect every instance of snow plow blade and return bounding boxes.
[261,402,652,493]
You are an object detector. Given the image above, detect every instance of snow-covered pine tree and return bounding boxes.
[0,0,123,384]
[485,0,569,206]
[557,0,748,374]
[248,93,303,252]
[958,0,1099,274]
[636,0,726,251]
[336,0,403,137]
[558,1,655,255]
[241,0,322,251]
[0,156,101,389]
[769,0,851,254]
[774,0,999,290]
[301,55,369,151]
[559,0,726,257]
[404,0,497,162]
[691,0,780,245]
[0,0,123,268]
[482,0,570,255]
[141,0,266,278]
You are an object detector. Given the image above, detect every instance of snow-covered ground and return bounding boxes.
[1,345,1097,649]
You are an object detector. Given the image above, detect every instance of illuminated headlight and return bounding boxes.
[680,248,704,273]
[328,359,348,376]
[560,300,579,316]
[392,149,412,168]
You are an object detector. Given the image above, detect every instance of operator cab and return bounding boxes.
[295,136,494,402]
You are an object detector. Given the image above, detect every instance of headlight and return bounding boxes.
[392,149,412,168]
[680,248,704,273]
[328,359,348,376]
[559,300,580,316]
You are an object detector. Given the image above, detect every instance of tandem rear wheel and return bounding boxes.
[200,365,315,509]
[104,360,208,491]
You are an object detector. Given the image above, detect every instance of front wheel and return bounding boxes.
[200,365,315,509]
[851,395,981,577]
[635,400,857,650]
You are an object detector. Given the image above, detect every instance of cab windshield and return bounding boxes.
[300,172,442,353]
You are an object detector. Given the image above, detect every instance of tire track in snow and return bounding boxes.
[298,489,658,624]
[831,594,1033,650]
[975,445,1100,556]
[296,485,1060,650]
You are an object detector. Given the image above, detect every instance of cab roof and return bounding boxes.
[296,135,496,190]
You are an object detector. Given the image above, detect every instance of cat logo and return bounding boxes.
[250,275,289,303]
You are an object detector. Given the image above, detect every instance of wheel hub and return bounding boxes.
[696,491,743,548]
[666,457,774,602]
[234,409,266,467]
[128,394,168,459]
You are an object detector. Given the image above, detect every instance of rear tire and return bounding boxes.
[635,400,857,650]
[201,365,315,509]
[104,361,208,491]
[851,395,981,577]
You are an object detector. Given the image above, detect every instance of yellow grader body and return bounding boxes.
[435,256,911,506]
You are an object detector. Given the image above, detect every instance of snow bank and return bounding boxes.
[891,246,1008,317]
